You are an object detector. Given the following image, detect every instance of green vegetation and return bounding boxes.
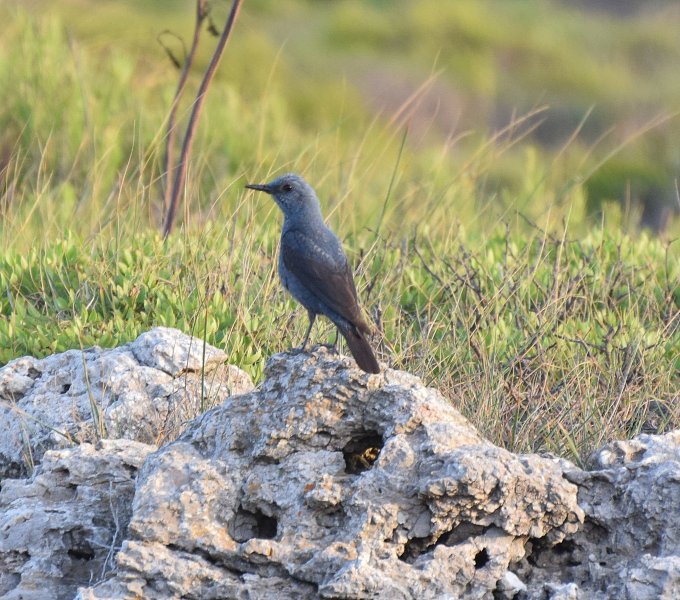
[0,2,678,462]
[2,224,677,462]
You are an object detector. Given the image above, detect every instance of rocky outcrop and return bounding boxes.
[79,347,584,599]
[0,327,253,479]
[522,431,680,599]
[0,334,678,599]
[0,439,154,600]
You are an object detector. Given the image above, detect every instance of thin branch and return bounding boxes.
[163,0,243,239]
[162,0,208,213]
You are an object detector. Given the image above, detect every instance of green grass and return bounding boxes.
[2,224,678,463]
[0,5,678,464]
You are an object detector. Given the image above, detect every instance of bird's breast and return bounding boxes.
[277,251,291,292]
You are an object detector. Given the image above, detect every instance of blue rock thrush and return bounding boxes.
[245,173,380,374]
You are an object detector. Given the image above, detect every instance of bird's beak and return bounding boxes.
[245,183,273,194]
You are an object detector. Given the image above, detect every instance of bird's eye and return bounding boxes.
[282,183,293,192]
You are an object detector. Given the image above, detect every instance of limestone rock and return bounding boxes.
[3,337,677,599]
[0,439,154,600]
[520,430,680,599]
[0,327,253,478]
[79,347,583,599]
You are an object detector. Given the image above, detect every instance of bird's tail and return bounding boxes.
[341,326,380,374]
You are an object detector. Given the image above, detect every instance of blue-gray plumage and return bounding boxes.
[245,173,380,374]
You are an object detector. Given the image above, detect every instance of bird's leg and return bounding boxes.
[294,311,316,353]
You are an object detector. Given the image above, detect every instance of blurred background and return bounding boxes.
[2,0,680,239]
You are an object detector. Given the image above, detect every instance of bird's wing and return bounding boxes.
[281,228,369,332]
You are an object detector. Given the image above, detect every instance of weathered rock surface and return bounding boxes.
[0,327,253,478]
[0,439,154,600]
[521,430,680,599]
[78,347,584,599]
[0,337,678,599]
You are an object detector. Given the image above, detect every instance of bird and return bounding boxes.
[245,173,380,374]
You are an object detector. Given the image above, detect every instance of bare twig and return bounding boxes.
[161,0,208,213]
[163,0,243,239]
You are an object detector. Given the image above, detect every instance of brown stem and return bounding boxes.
[162,0,208,213]
[163,0,243,239]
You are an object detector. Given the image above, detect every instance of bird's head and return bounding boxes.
[245,173,320,219]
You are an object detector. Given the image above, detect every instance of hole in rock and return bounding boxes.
[581,518,610,547]
[398,522,492,564]
[549,538,583,568]
[474,548,490,569]
[343,431,383,475]
[316,507,346,529]
[253,456,280,466]
[230,505,278,542]
[60,383,71,394]
[68,546,96,561]
[526,536,583,569]
[398,535,432,564]
[552,539,576,556]
[437,522,489,547]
